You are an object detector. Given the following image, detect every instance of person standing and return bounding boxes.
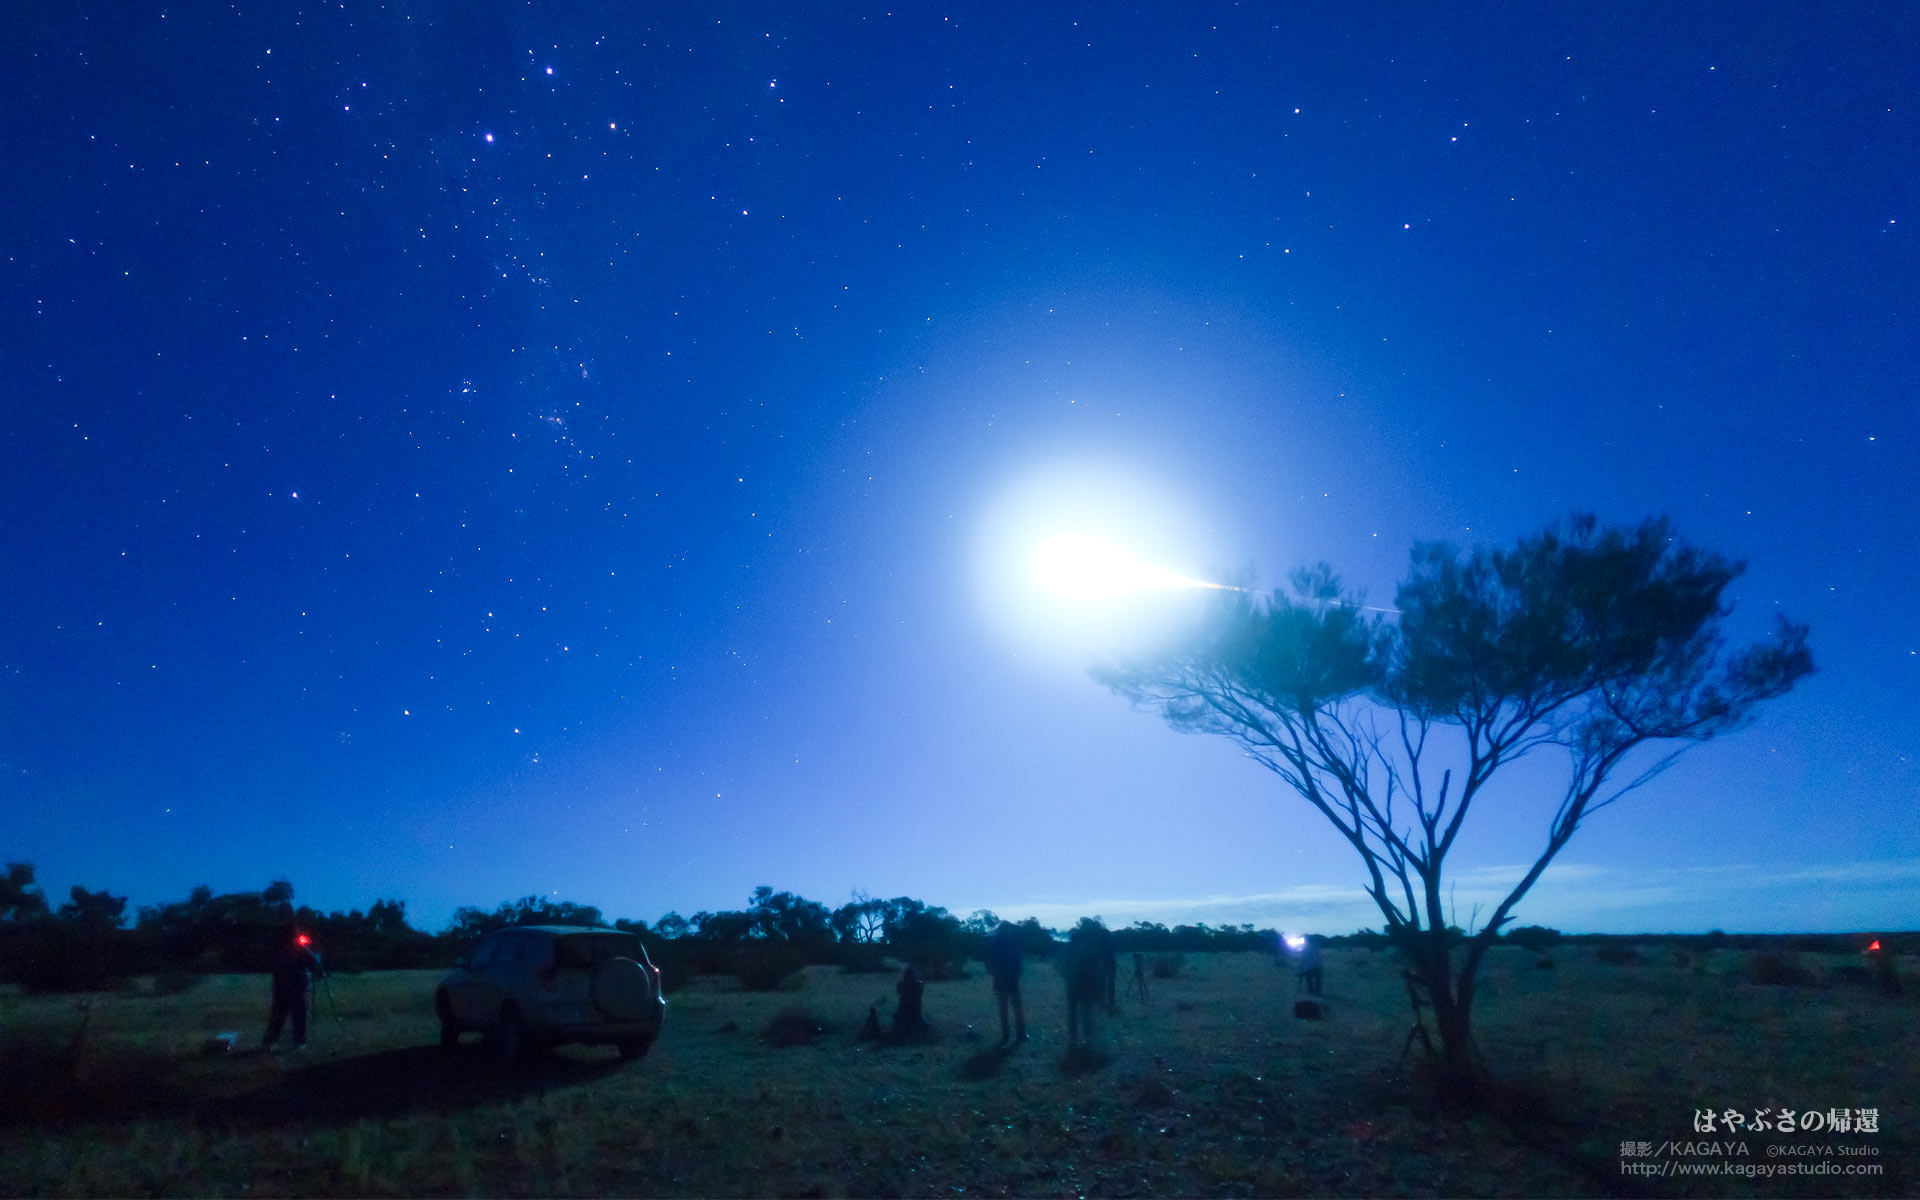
[1867,938,1902,996]
[1061,926,1105,1046]
[262,925,324,1051]
[1296,936,1324,997]
[985,922,1027,1044]
[1088,921,1118,1013]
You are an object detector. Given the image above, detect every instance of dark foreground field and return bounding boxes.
[0,947,1911,1197]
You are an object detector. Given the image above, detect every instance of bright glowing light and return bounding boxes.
[296,934,311,947]
[1284,935,1308,951]
[1032,534,1226,601]
[973,461,1239,669]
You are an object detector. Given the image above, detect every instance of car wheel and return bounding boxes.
[436,991,460,1050]
[493,1003,525,1063]
[617,1032,656,1061]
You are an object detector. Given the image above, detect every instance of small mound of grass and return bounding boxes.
[836,945,890,974]
[762,1006,829,1047]
[1150,954,1186,979]
[1825,963,1873,988]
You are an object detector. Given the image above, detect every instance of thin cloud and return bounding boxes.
[978,858,1920,935]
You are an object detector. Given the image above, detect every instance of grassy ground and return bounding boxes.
[0,947,1911,1197]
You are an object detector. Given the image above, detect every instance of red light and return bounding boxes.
[1867,940,1881,952]
[296,934,311,947]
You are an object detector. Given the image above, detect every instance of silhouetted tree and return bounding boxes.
[830,889,891,944]
[1,862,48,921]
[1096,515,1812,1089]
[963,909,1001,936]
[58,886,129,929]
[748,886,835,951]
[446,896,605,945]
[368,898,410,935]
[1006,916,1055,958]
[886,900,971,977]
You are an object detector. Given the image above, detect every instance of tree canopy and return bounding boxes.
[1095,515,1813,1084]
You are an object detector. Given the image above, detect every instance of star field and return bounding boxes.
[1,2,1914,933]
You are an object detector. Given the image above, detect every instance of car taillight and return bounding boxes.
[537,965,558,991]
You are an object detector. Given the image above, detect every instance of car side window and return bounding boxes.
[506,933,545,968]
[468,933,502,969]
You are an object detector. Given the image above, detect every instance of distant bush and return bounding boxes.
[1505,925,1562,952]
[1748,952,1814,987]
[1595,944,1641,966]
[733,943,808,992]
[763,1005,828,1047]
[1534,955,1556,970]
[1150,954,1186,980]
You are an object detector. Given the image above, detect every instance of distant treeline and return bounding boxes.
[0,861,1902,993]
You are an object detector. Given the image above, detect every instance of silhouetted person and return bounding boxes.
[1060,928,1105,1045]
[262,925,323,1051]
[1085,921,1118,1012]
[1867,939,1902,996]
[1131,951,1149,1002]
[985,923,1027,1044]
[1292,936,1323,996]
[892,964,926,1034]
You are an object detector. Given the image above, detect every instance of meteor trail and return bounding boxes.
[1031,534,1242,601]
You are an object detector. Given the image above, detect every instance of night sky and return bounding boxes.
[4,3,1914,935]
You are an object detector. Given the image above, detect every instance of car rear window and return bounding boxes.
[554,932,641,967]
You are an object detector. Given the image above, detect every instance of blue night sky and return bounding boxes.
[3,3,1914,934]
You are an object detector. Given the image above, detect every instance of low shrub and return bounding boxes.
[1595,944,1640,966]
[1505,925,1562,952]
[1748,952,1814,987]
[1534,955,1556,970]
[1150,954,1185,980]
[763,1005,828,1047]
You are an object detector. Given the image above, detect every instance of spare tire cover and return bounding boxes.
[592,957,652,1021]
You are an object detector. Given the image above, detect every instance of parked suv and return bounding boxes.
[435,925,665,1061]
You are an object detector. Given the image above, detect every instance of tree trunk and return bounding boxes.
[1409,936,1483,1096]
[1431,990,1479,1093]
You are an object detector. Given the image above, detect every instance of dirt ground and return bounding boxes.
[0,947,1912,1197]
